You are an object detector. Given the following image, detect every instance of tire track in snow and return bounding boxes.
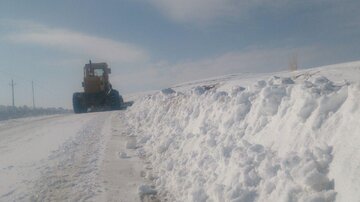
[99,111,160,202]
[28,112,110,201]
[0,114,101,201]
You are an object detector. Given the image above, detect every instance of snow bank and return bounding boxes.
[125,65,360,202]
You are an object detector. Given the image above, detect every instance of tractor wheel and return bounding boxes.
[73,93,86,113]
[108,90,123,110]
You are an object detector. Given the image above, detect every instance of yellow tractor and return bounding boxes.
[72,60,123,113]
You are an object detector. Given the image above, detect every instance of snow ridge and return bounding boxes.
[126,71,360,201]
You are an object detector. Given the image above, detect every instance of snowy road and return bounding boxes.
[0,112,152,201]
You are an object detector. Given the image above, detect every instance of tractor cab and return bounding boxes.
[82,61,112,93]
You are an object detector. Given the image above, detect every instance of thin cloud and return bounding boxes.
[150,0,235,23]
[148,0,290,24]
[147,0,352,25]
[159,46,319,83]
[2,20,149,64]
[111,46,329,93]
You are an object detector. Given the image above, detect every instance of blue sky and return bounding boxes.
[0,0,360,108]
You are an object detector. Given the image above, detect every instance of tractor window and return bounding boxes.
[94,68,104,77]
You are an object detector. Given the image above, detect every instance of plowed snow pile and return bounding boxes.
[125,62,360,202]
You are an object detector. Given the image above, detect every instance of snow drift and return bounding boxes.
[124,62,360,202]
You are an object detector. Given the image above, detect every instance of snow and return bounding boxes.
[126,138,138,149]
[0,113,109,200]
[124,62,360,201]
[0,112,151,201]
[138,184,157,196]
[0,61,359,201]
[161,88,176,95]
[0,105,70,121]
[119,151,130,158]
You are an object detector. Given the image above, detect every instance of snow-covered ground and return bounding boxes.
[0,105,71,121]
[0,112,154,201]
[0,61,359,202]
[125,61,360,202]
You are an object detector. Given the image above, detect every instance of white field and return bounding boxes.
[0,61,359,202]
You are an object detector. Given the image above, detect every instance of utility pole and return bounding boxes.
[32,81,35,109]
[289,53,298,72]
[9,79,15,107]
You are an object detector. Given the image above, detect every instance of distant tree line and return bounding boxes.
[0,105,71,121]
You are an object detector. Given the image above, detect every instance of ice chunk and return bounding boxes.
[213,91,228,101]
[254,80,267,89]
[118,151,130,159]
[138,184,157,196]
[193,86,206,95]
[268,76,295,85]
[126,138,137,149]
[231,85,246,96]
[161,88,176,95]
